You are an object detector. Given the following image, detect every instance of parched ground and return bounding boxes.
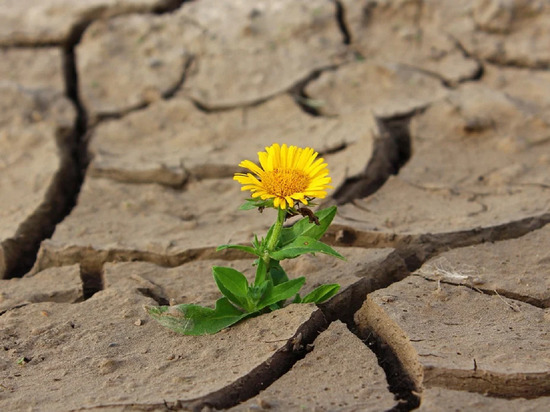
[1,0,550,411]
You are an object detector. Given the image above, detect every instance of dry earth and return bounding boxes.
[1,0,550,411]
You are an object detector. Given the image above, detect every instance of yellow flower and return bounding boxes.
[234,143,332,209]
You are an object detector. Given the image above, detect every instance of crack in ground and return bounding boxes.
[152,0,191,15]
[450,35,549,72]
[80,265,104,300]
[1,11,90,279]
[0,42,85,279]
[288,65,341,117]
[332,0,351,45]
[313,250,419,411]
[31,245,249,280]
[325,212,550,255]
[319,250,410,325]
[332,113,413,205]
[31,210,550,291]
[415,275,549,310]
[356,326,420,412]
[91,60,343,121]
[397,60,484,89]
[482,58,550,71]
[136,287,170,306]
[0,123,80,279]
[449,36,485,83]
[92,53,195,124]
[178,62,348,116]
[3,1,190,48]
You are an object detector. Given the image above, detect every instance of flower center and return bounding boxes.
[262,169,310,197]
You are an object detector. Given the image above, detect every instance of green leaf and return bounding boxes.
[280,206,337,246]
[257,277,306,310]
[269,236,345,261]
[262,221,276,250]
[212,266,250,310]
[239,198,274,210]
[146,297,248,335]
[302,284,340,304]
[216,244,259,256]
[252,234,260,250]
[269,260,289,286]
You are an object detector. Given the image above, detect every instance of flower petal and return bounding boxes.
[285,196,294,208]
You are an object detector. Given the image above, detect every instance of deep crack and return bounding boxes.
[357,326,420,412]
[311,251,419,411]
[332,113,413,205]
[319,250,410,325]
[0,128,80,278]
[333,0,351,45]
[151,0,191,15]
[137,287,170,306]
[0,42,86,279]
[30,244,250,276]
[80,265,103,300]
[289,65,340,117]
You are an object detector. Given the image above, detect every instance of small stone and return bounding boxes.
[380,295,397,303]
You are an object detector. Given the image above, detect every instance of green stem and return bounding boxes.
[256,207,286,286]
[266,207,286,253]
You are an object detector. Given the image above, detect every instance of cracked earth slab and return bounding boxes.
[447,0,550,68]
[0,282,324,411]
[417,387,550,411]
[76,12,193,119]
[334,176,550,238]
[88,94,377,189]
[304,59,448,117]
[482,63,550,123]
[340,0,481,85]
[406,83,550,189]
[77,0,347,118]
[0,0,181,46]
[355,275,550,398]
[415,224,550,308]
[230,321,396,411]
[32,176,271,273]
[0,265,82,314]
[0,77,76,278]
[0,48,65,94]
[335,82,550,237]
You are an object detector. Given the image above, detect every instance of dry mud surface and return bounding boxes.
[1,0,550,411]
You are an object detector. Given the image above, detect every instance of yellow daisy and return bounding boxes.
[234,143,332,209]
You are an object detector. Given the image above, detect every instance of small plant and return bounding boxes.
[147,143,344,335]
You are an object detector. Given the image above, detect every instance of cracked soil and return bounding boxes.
[1,0,550,411]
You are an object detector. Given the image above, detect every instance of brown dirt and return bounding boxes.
[1,0,550,411]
